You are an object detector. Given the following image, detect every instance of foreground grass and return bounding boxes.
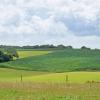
[0,82,100,100]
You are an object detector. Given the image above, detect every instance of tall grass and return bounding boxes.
[0,82,100,100]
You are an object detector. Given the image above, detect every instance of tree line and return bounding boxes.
[0,44,93,50]
[0,44,98,51]
[0,45,73,49]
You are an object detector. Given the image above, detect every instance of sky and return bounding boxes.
[0,0,100,48]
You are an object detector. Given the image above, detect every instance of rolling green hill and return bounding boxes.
[0,49,100,72]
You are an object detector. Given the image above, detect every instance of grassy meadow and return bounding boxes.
[0,49,100,100]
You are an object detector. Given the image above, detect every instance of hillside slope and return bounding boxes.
[0,49,100,72]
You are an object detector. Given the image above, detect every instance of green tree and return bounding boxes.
[81,46,91,50]
[57,45,66,48]
[0,50,12,62]
[6,48,19,59]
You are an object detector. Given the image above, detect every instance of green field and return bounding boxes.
[0,49,100,100]
[18,50,51,58]
[0,68,48,82]
[1,49,100,72]
[0,68,100,83]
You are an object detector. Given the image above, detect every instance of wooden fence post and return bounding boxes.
[21,75,23,82]
[66,75,68,83]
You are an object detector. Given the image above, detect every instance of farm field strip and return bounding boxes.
[20,71,100,83]
[18,50,51,58]
[0,68,100,83]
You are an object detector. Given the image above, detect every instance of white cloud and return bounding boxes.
[0,0,100,48]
